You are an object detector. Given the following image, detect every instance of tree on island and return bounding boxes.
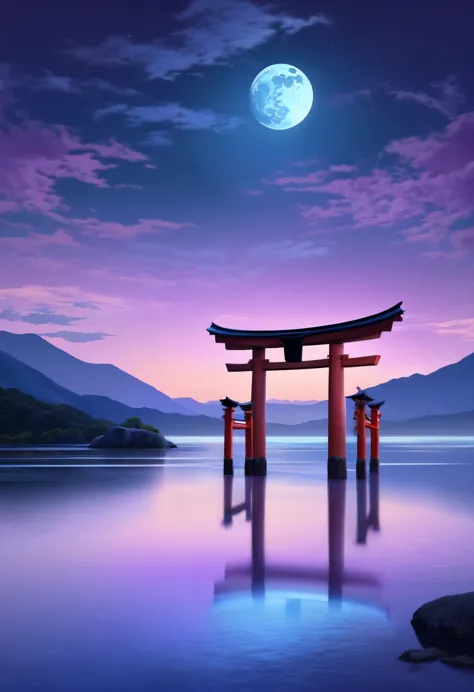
[119,417,160,434]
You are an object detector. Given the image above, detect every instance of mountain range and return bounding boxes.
[0,330,473,435]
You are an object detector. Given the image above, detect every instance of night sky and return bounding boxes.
[1,0,473,401]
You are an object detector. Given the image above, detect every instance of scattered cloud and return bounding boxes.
[387,75,465,119]
[67,0,332,81]
[40,330,113,342]
[24,70,81,93]
[84,78,139,96]
[145,131,173,147]
[267,111,474,250]
[1,63,140,97]
[115,183,143,190]
[329,164,356,173]
[429,318,474,340]
[0,285,128,312]
[0,307,84,325]
[329,88,372,106]
[0,230,78,255]
[67,216,192,239]
[0,119,148,219]
[68,301,101,310]
[251,239,329,261]
[268,171,329,187]
[244,188,263,196]
[96,102,244,133]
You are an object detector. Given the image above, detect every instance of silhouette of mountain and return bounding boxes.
[174,353,474,423]
[0,350,83,406]
[289,410,474,436]
[1,331,473,430]
[364,352,474,420]
[0,331,191,414]
[1,349,473,436]
[173,397,327,424]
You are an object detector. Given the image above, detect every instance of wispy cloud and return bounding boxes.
[267,110,474,251]
[84,78,139,97]
[0,307,84,325]
[0,119,148,219]
[67,216,192,239]
[429,318,474,340]
[96,102,244,133]
[68,301,101,310]
[40,330,113,342]
[251,239,329,261]
[67,0,331,80]
[0,230,78,255]
[1,64,140,97]
[387,75,465,119]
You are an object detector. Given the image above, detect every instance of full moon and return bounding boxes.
[249,64,313,130]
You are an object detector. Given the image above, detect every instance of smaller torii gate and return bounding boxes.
[208,302,404,479]
[348,391,385,479]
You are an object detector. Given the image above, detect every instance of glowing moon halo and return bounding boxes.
[249,64,313,130]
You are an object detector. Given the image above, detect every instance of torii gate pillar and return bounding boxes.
[328,343,347,480]
[251,348,267,476]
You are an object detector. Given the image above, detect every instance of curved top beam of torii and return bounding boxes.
[208,301,404,350]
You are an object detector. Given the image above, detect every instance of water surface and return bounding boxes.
[1,436,474,691]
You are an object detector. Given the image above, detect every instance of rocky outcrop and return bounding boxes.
[412,593,474,653]
[400,593,474,668]
[90,426,177,450]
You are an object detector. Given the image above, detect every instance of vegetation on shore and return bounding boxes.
[0,388,160,445]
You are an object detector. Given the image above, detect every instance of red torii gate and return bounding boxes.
[207,302,404,479]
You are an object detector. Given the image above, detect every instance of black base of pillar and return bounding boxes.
[327,456,347,480]
[223,458,234,475]
[244,458,255,476]
[370,458,379,473]
[356,459,367,480]
[245,457,267,475]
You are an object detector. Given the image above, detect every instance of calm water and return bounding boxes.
[1,436,474,692]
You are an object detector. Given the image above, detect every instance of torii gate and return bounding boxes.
[207,302,404,479]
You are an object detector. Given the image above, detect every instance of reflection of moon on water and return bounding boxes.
[249,63,314,130]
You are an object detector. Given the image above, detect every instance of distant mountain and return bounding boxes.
[364,352,474,420]
[0,350,83,407]
[2,330,473,429]
[0,332,190,414]
[0,349,223,434]
[267,399,320,405]
[1,349,473,437]
[173,397,327,424]
[288,410,474,437]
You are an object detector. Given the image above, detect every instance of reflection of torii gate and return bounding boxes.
[208,303,404,478]
[356,476,380,544]
[215,477,382,605]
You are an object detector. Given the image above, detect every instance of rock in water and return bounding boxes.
[399,648,443,663]
[90,426,176,450]
[411,593,474,655]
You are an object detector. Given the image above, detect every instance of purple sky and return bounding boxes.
[0,0,473,401]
